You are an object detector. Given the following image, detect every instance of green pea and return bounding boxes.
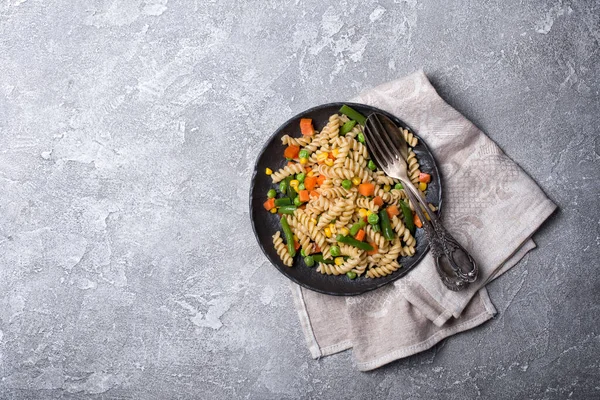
[297,173,306,183]
[368,160,377,171]
[368,213,379,225]
[298,183,305,190]
[341,179,352,190]
[330,245,341,257]
[294,197,302,206]
[346,271,357,280]
[304,255,315,267]
[267,189,276,198]
[300,249,306,257]
[279,181,287,193]
[394,183,404,190]
[299,149,310,159]
[357,132,365,143]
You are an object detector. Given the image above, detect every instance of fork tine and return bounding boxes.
[365,115,397,166]
[364,117,393,170]
[371,114,402,162]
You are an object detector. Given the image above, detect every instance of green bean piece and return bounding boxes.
[278,205,298,214]
[280,216,296,257]
[367,213,379,225]
[296,172,306,183]
[298,149,310,159]
[313,254,334,264]
[379,209,395,241]
[394,183,404,190]
[341,179,352,190]
[349,220,366,236]
[304,255,315,267]
[399,200,415,233]
[293,197,302,207]
[367,160,377,171]
[340,120,357,135]
[336,235,374,251]
[357,132,365,143]
[300,249,306,257]
[346,271,357,280]
[274,197,292,207]
[287,181,297,201]
[267,189,276,198]
[279,181,287,194]
[330,245,341,257]
[339,105,367,125]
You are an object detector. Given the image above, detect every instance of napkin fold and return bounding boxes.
[290,71,556,371]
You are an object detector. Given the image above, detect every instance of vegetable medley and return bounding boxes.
[265,105,434,279]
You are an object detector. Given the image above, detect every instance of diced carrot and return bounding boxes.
[418,172,431,183]
[355,229,366,242]
[328,152,336,160]
[373,196,384,207]
[304,166,312,173]
[299,190,310,202]
[316,175,326,186]
[363,216,368,223]
[414,213,423,228]
[263,198,275,211]
[386,205,400,218]
[304,176,317,190]
[366,242,379,256]
[358,183,375,196]
[300,118,315,136]
[314,244,321,253]
[309,190,320,198]
[294,239,301,251]
[284,145,300,159]
[287,161,295,167]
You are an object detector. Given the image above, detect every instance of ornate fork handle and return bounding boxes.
[402,186,469,291]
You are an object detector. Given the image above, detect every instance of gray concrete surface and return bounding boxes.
[0,0,598,398]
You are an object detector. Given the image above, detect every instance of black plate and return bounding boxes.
[249,102,442,296]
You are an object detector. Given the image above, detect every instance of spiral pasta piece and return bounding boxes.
[334,137,351,168]
[295,210,331,257]
[335,197,355,228]
[318,165,354,181]
[355,197,380,212]
[316,198,346,229]
[374,171,396,186]
[407,150,421,185]
[402,128,418,147]
[305,195,331,218]
[351,251,368,276]
[366,261,401,278]
[320,186,351,199]
[365,224,388,249]
[378,237,402,265]
[323,114,341,142]
[282,134,311,147]
[272,231,293,267]
[343,158,372,183]
[317,252,363,276]
[373,185,393,203]
[271,163,305,183]
[391,216,416,247]
[289,217,314,255]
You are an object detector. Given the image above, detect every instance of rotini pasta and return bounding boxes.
[264,105,434,280]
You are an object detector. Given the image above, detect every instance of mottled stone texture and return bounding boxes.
[0,0,598,398]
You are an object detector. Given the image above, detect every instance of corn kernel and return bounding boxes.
[300,157,308,165]
[317,152,329,161]
[351,177,361,186]
[334,257,344,266]
[339,227,350,236]
[290,180,299,189]
[332,148,340,157]
[366,210,373,216]
[265,168,273,175]
[383,184,391,192]
[324,227,332,238]
[358,208,368,218]
[324,158,334,167]
[329,224,337,234]
[310,218,317,225]
[270,207,278,214]
[418,182,427,191]
[293,235,298,241]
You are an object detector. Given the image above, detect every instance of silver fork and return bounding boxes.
[364,113,478,291]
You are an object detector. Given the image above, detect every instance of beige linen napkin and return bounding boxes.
[290,71,556,371]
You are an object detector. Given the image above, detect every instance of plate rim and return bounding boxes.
[249,102,443,296]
